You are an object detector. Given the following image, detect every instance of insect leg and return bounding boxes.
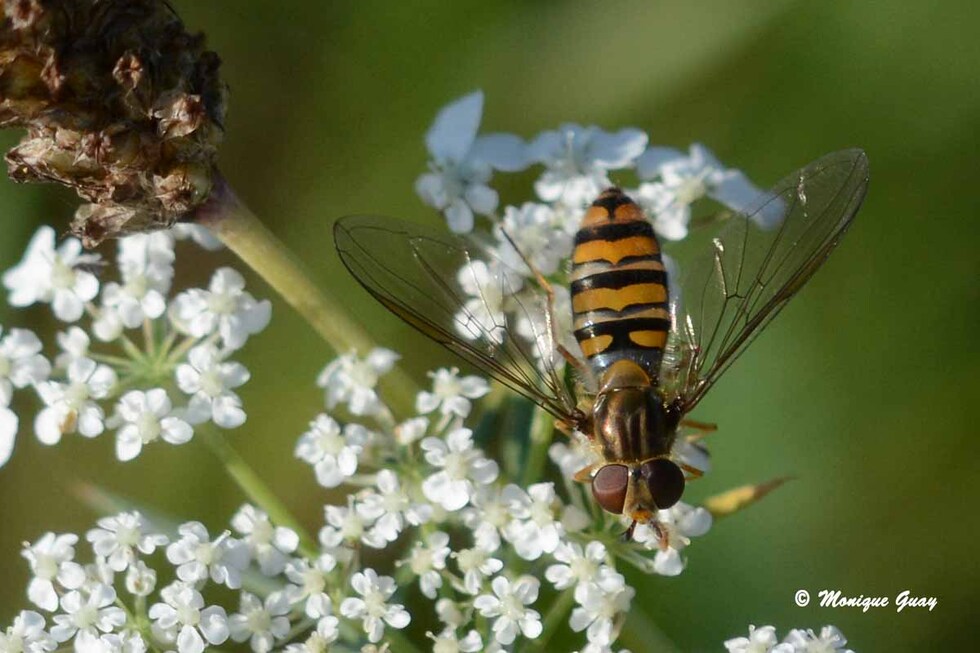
[573,463,598,484]
[678,462,703,480]
[681,418,718,442]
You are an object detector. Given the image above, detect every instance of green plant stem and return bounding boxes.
[193,172,418,414]
[525,588,576,652]
[201,427,317,556]
[618,604,683,653]
[383,629,425,653]
[521,405,555,487]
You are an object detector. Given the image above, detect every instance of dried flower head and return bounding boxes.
[0,0,227,246]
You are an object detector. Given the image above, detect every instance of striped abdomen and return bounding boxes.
[570,188,669,380]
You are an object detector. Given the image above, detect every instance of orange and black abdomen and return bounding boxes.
[570,188,670,380]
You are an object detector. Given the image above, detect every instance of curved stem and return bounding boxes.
[200,427,317,557]
[193,173,418,414]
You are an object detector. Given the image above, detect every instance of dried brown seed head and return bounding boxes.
[0,0,228,247]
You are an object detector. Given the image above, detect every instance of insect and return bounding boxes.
[334,149,869,539]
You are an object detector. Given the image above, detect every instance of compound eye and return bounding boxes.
[591,464,629,514]
[640,459,685,509]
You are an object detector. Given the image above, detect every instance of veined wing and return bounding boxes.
[662,149,870,412]
[334,215,581,423]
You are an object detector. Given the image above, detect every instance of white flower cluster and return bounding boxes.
[10,508,308,653]
[414,90,774,373]
[294,350,715,650]
[0,223,269,467]
[725,624,855,653]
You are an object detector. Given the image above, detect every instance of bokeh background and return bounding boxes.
[1,1,978,650]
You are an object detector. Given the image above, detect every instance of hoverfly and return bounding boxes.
[334,149,869,538]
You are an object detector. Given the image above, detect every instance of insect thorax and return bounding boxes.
[591,361,674,463]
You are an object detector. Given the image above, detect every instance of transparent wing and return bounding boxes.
[663,149,870,413]
[334,215,581,423]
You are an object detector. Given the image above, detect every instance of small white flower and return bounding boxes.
[633,502,711,576]
[452,546,503,595]
[230,505,298,576]
[416,368,489,418]
[501,482,563,560]
[339,569,410,643]
[111,389,193,461]
[170,268,271,351]
[495,202,574,276]
[3,226,100,322]
[96,233,174,334]
[428,627,483,653]
[546,541,610,592]
[0,327,50,465]
[528,124,647,208]
[90,631,147,653]
[405,531,451,599]
[318,348,398,417]
[85,512,167,573]
[421,427,499,511]
[283,555,337,619]
[79,559,115,591]
[54,328,90,371]
[724,625,793,653]
[148,582,229,653]
[0,610,56,653]
[91,308,125,344]
[228,592,290,653]
[359,470,431,547]
[0,328,50,405]
[283,617,339,653]
[394,416,429,446]
[176,345,249,429]
[34,358,116,445]
[166,522,250,589]
[569,572,634,646]
[117,232,176,277]
[21,534,85,612]
[416,91,527,233]
[49,585,126,650]
[635,144,777,240]
[318,499,376,551]
[473,575,543,646]
[454,260,519,345]
[124,561,157,598]
[461,486,512,553]
[782,626,854,653]
[435,598,466,630]
[548,440,594,481]
[170,223,223,250]
[295,414,368,488]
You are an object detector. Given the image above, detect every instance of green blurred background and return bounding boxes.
[1,1,978,650]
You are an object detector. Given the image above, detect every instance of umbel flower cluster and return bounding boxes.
[0,90,856,651]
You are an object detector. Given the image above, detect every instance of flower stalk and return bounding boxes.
[192,174,419,415]
[200,426,317,557]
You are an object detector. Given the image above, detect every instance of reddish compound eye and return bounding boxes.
[639,459,685,509]
[591,464,629,514]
